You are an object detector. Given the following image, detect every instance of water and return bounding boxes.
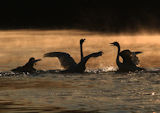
[0,30,160,113]
[0,70,160,113]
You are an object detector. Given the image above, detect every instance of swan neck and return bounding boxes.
[80,42,83,61]
[116,45,121,65]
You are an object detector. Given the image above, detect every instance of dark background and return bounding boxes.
[1,1,160,33]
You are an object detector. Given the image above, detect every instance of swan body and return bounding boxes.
[44,39,103,73]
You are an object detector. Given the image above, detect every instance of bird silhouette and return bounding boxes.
[44,39,103,73]
[11,57,41,74]
[110,42,144,72]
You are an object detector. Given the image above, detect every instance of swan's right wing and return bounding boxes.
[130,51,142,65]
[120,50,142,65]
[44,52,77,69]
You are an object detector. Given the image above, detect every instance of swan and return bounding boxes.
[11,57,41,73]
[110,42,144,72]
[44,39,103,73]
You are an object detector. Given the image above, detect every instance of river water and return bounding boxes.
[0,30,160,113]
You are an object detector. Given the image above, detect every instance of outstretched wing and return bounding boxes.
[120,50,142,65]
[44,52,77,69]
[83,51,103,64]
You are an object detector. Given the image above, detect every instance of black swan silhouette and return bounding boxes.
[110,42,144,72]
[11,57,41,73]
[44,39,103,73]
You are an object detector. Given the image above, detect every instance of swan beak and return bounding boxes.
[99,51,103,55]
[110,43,114,46]
[134,51,143,55]
[35,59,41,62]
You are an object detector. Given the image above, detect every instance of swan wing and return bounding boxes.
[120,50,142,65]
[44,52,77,69]
[83,51,103,63]
[131,51,142,65]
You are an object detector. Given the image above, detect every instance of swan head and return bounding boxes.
[80,39,85,44]
[29,57,41,63]
[110,42,120,47]
[29,57,35,62]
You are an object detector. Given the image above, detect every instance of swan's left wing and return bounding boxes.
[44,52,77,69]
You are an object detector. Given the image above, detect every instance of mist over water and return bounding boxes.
[0,29,159,71]
[0,30,160,113]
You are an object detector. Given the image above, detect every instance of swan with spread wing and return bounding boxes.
[110,42,144,72]
[44,39,103,73]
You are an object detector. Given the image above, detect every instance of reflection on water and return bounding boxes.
[0,30,160,112]
[0,71,160,113]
